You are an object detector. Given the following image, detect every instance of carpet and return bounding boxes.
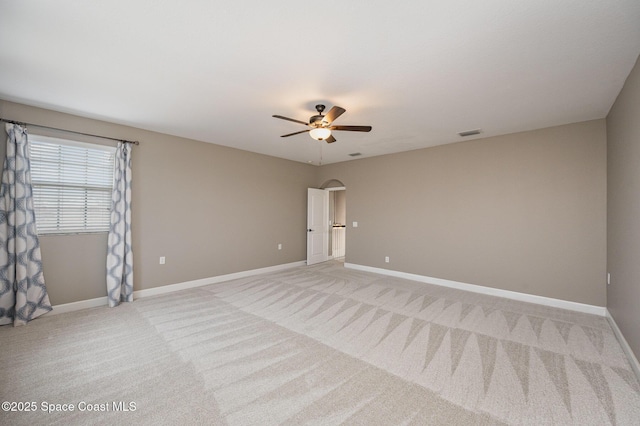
[1,261,639,425]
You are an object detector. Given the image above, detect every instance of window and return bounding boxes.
[28,135,116,234]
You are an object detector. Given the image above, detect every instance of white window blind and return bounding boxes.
[28,135,116,234]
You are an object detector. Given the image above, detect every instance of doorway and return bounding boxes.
[328,188,346,260]
[306,180,346,265]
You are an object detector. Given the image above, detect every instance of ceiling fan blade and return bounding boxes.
[272,115,309,126]
[280,129,310,137]
[322,106,346,125]
[326,135,337,143]
[329,125,372,132]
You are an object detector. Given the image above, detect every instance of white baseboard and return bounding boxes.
[48,260,306,314]
[133,260,306,299]
[46,296,109,315]
[606,309,640,380]
[344,263,607,317]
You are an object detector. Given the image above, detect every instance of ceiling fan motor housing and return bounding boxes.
[310,104,329,127]
[310,115,326,127]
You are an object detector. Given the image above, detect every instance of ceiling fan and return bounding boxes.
[272,104,372,143]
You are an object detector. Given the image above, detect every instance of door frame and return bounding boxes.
[307,186,345,265]
[326,186,345,260]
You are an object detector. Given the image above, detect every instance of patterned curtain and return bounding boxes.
[106,142,133,307]
[0,123,52,326]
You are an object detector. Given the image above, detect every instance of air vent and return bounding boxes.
[458,129,482,137]
[348,152,362,157]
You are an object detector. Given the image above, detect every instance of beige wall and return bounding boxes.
[607,55,640,360]
[0,100,316,305]
[0,99,608,310]
[318,120,607,306]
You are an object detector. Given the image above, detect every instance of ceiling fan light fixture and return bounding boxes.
[309,127,332,140]
[273,104,371,144]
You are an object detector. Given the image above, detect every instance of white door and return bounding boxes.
[307,188,329,265]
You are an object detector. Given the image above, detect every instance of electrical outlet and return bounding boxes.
[385,256,390,263]
[159,256,166,265]
[278,243,282,250]
[352,221,358,228]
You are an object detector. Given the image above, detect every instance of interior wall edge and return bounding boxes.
[606,309,640,381]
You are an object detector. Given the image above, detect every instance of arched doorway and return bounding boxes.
[327,188,346,259]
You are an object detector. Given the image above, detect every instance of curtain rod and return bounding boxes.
[0,117,139,145]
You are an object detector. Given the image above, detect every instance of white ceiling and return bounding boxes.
[1,1,639,165]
